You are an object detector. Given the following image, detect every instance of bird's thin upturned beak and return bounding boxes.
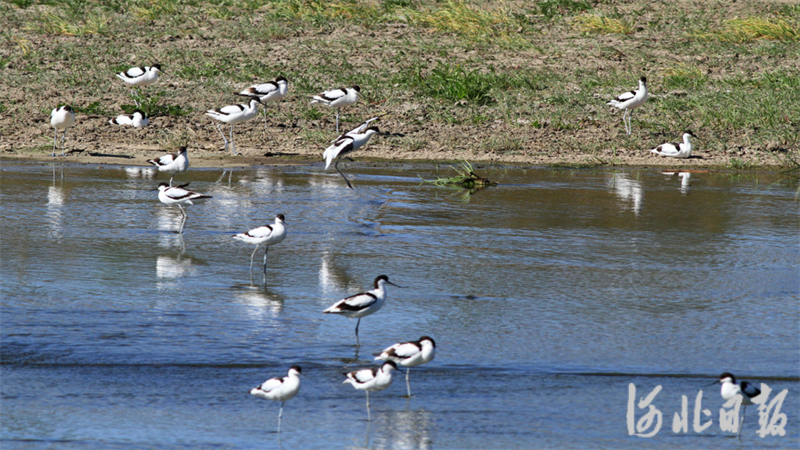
[388,281,404,288]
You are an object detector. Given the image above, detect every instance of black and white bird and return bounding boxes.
[50,105,76,157]
[323,123,382,189]
[236,76,289,132]
[323,275,401,346]
[206,98,262,155]
[110,109,149,128]
[651,131,695,158]
[250,366,302,433]
[719,372,762,436]
[374,336,436,397]
[147,146,189,186]
[233,214,287,286]
[156,182,211,234]
[311,85,361,132]
[116,64,166,107]
[607,76,648,135]
[343,361,397,422]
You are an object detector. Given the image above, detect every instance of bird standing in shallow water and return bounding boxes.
[236,76,289,133]
[323,124,382,189]
[156,182,211,234]
[323,275,401,346]
[250,366,302,433]
[375,336,436,397]
[651,131,695,158]
[718,372,762,436]
[50,105,76,157]
[607,76,648,135]
[206,98,261,155]
[311,85,361,132]
[147,147,189,186]
[116,64,166,107]
[233,214,287,286]
[343,361,397,422]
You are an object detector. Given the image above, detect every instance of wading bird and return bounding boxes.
[343,361,397,422]
[323,275,400,346]
[233,214,287,286]
[718,372,762,436]
[607,76,648,135]
[323,123,382,189]
[249,366,302,433]
[206,98,261,155]
[147,147,189,186]
[374,336,436,397]
[50,105,76,157]
[156,182,211,234]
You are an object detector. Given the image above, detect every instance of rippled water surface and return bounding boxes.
[2,162,798,449]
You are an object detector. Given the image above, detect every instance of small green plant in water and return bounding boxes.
[423,161,498,190]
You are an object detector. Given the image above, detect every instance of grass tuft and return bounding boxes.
[402,63,498,105]
[572,14,634,34]
[423,160,498,189]
[403,0,521,44]
[661,63,707,90]
[24,7,110,36]
[698,16,799,43]
[534,0,593,20]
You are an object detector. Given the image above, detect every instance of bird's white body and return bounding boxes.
[250,366,302,433]
[238,76,289,104]
[250,366,302,403]
[116,65,163,87]
[311,85,361,132]
[147,147,189,185]
[324,127,380,170]
[344,361,397,393]
[375,336,436,397]
[206,99,261,155]
[719,373,761,406]
[110,110,149,127]
[157,183,210,208]
[233,215,287,247]
[651,132,695,158]
[50,105,76,157]
[375,337,436,369]
[206,98,261,125]
[607,77,648,135]
[323,275,393,319]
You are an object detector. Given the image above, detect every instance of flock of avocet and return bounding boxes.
[47,66,742,434]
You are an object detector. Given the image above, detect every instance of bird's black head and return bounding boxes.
[685,130,695,137]
[134,109,146,116]
[366,126,381,134]
[158,182,169,188]
[276,213,286,222]
[719,372,735,383]
[276,76,288,83]
[640,76,647,83]
[420,336,436,348]
[383,360,398,370]
[352,85,361,92]
[64,105,74,113]
[290,365,302,374]
[152,63,162,71]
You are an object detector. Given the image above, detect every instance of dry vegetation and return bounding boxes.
[1,0,799,169]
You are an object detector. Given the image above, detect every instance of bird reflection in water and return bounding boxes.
[47,164,65,237]
[361,408,434,450]
[231,284,285,318]
[608,172,643,215]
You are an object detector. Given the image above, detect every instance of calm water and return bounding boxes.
[1,162,798,449]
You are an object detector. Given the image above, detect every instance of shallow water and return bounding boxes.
[2,162,798,449]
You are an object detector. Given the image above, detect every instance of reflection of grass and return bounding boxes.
[698,16,799,42]
[573,14,633,34]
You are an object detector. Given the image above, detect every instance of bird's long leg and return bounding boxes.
[366,391,371,422]
[738,404,747,437]
[169,174,175,186]
[177,205,187,234]
[61,131,67,157]
[355,317,361,347]
[262,105,269,136]
[335,110,340,133]
[249,244,259,286]
[405,368,412,398]
[628,110,634,135]
[262,247,269,286]
[230,125,237,155]
[215,123,229,152]
[131,88,141,107]
[334,159,354,190]
[52,129,58,157]
[277,402,284,433]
